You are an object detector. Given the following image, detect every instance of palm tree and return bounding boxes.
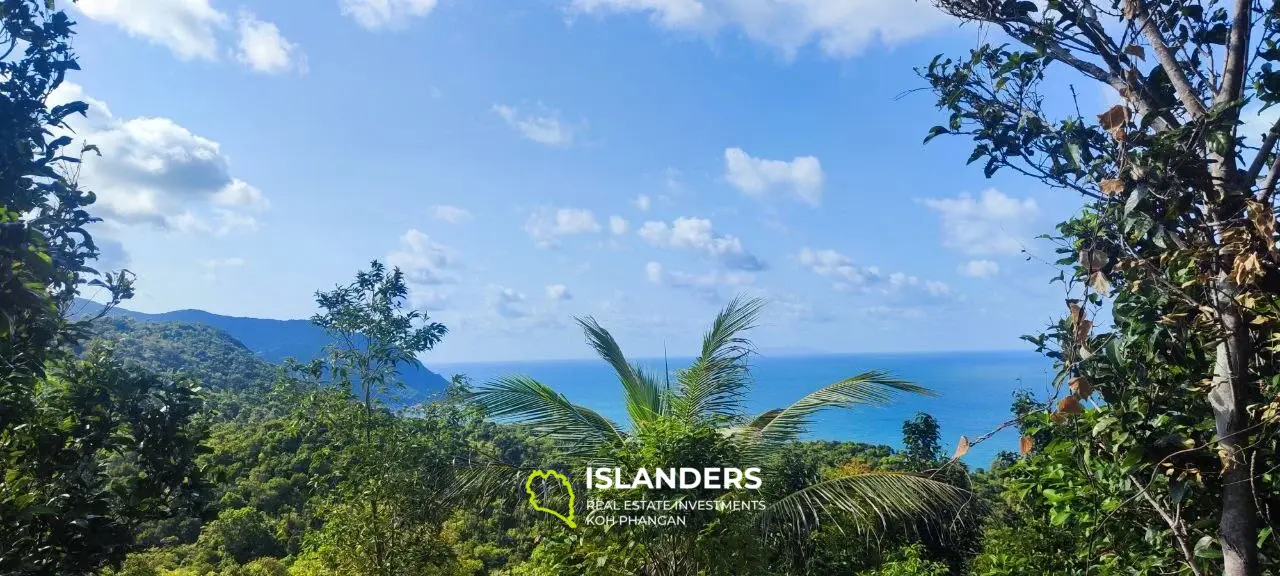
[470,296,971,549]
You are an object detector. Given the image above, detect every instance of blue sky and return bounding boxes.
[60,0,1104,362]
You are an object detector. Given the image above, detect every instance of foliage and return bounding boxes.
[923,0,1280,573]
[471,296,974,575]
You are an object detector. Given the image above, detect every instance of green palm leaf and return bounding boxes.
[469,375,624,458]
[760,472,975,537]
[577,316,664,427]
[671,296,766,422]
[750,371,933,450]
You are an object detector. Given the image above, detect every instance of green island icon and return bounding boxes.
[525,469,576,528]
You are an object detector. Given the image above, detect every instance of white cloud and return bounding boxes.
[637,217,766,271]
[797,247,950,296]
[47,82,269,234]
[430,205,473,223]
[645,261,664,283]
[200,256,245,280]
[724,147,824,206]
[546,284,572,301]
[920,189,1038,256]
[493,104,576,147]
[488,285,529,319]
[387,229,462,287]
[633,194,652,212]
[75,0,228,61]
[959,259,999,278]
[341,0,439,30]
[235,11,306,74]
[567,0,947,58]
[525,207,601,248]
[609,215,630,235]
[644,260,755,302]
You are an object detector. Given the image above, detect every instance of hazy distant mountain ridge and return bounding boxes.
[74,298,451,398]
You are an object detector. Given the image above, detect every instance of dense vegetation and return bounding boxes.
[6,0,1280,574]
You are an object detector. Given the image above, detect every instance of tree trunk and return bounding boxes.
[1210,283,1259,576]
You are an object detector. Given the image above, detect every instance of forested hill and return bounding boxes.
[88,317,279,392]
[73,298,451,397]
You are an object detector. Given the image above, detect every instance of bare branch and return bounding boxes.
[1247,119,1280,184]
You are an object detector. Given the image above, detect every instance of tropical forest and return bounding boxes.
[4,0,1280,575]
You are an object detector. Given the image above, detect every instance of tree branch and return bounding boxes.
[1128,474,1205,576]
[1131,0,1207,118]
[1215,0,1254,106]
[1247,119,1280,184]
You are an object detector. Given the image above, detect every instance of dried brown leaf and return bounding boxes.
[1124,45,1146,60]
[1058,395,1084,415]
[1069,376,1093,398]
[952,435,971,460]
[1090,271,1112,294]
[1019,436,1034,455]
[1231,252,1263,286]
[1098,105,1128,132]
[1100,179,1125,196]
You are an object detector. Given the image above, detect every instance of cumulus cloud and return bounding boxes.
[724,147,824,206]
[47,82,269,234]
[235,11,307,74]
[609,215,629,235]
[643,260,754,303]
[75,0,299,73]
[430,205,473,223]
[75,0,228,61]
[633,194,652,212]
[488,285,529,319]
[920,189,1038,256]
[525,207,602,248]
[387,230,462,311]
[341,0,439,30]
[637,217,766,271]
[546,284,572,301]
[798,247,949,296]
[959,259,999,278]
[567,0,947,58]
[493,104,576,147]
[387,229,462,286]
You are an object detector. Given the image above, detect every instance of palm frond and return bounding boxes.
[671,296,766,421]
[469,375,624,458]
[751,371,933,449]
[577,316,664,426]
[760,472,977,538]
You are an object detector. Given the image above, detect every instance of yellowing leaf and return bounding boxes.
[1124,45,1146,60]
[951,435,971,460]
[1100,179,1125,196]
[1231,252,1263,286]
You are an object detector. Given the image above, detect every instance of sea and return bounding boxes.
[433,351,1058,469]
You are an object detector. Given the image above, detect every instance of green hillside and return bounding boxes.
[87,317,278,392]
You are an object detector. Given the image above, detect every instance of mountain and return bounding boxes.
[88,317,278,391]
[72,298,451,399]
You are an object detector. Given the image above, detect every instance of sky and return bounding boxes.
[57,0,1113,362]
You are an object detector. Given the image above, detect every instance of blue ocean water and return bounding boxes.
[433,351,1056,469]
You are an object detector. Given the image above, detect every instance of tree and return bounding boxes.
[2,2,201,573]
[923,0,1280,574]
[470,296,972,575]
[301,261,449,575]
[902,412,943,465]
